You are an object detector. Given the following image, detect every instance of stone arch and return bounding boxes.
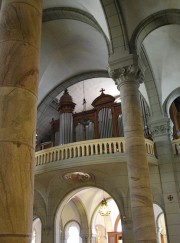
[163,87,180,116]
[38,71,108,111]
[54,186,124,243]
[130,9,180,52]
[33,190,47,243]
[90,196,123,243]
[163,88,180,139]
[153,203,168,243]
[139,46,163,116]
[33,190,47,227]
[130,9,180,118]
[71,197,89,240]
[100,0,129,54]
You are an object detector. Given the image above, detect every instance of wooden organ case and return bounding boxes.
[48,89,150,147]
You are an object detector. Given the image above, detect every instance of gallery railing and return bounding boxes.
[35,137,155,166]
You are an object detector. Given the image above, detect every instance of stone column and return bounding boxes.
[0,1,42,243]
[149,117,180,243]
[110,65,157,242]
[80,234,89,243]
[121,218,134,243]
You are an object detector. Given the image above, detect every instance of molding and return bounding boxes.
[35,153,157,175]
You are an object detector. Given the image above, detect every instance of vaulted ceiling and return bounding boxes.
[37,0,180,142]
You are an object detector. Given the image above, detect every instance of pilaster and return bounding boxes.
[149,116,180,243]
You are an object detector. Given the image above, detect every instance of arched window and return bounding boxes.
[153,204,168,243]
[65,221,82,243]
[31,229,36,243]
[32,218,42,243]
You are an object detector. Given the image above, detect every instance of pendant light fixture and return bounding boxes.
[80,81,89,126]
[99,198,111,216]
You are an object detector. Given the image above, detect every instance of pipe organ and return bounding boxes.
[43,89,151,148]
[98,108,113,138]
[58,89,76,145]
[169,96,180,139]
[139,93,151,138]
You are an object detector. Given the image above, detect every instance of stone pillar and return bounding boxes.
[0,1,42,243]
[110,65,157,242]
[80,234,89,243]
[149,117,180,243]
[121,217,134,243]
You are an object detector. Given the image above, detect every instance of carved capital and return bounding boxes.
[108,64,144,90]
[148,117,172,139]
[150,124,170,138]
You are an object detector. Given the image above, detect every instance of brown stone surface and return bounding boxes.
[0,1,42,242]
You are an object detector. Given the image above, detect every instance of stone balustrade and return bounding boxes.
[172,138,180,155]
[35,137,155,166]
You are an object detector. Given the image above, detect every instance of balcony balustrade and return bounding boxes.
[35,137,155,166]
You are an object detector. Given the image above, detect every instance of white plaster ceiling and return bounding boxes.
[69,187,112,223]
[143,24,180,104]
[61,187,121,232]
[37,1,180,142]
[42,0,110,39]
[119,0,180,38]
[57,78,120,113]
[39,19,108,104]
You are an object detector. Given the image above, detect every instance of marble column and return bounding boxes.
[0,1,42,243]
[149,117,180,243]
[110,65,157,242]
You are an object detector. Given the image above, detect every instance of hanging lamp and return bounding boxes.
[99,198,111,216]
[80,81,89,126]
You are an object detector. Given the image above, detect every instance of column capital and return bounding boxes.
[148,116,172,139]
[108,64,144,89]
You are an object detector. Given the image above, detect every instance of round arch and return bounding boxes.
[163,87,180,116]
[153,203,168,243]
[130,9,180,52]
[91,197,122,243]
[54,186,124,243]
[129,10,180,119]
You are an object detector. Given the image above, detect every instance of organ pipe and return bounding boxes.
[58,89,76,145]
[98,108,113,138]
